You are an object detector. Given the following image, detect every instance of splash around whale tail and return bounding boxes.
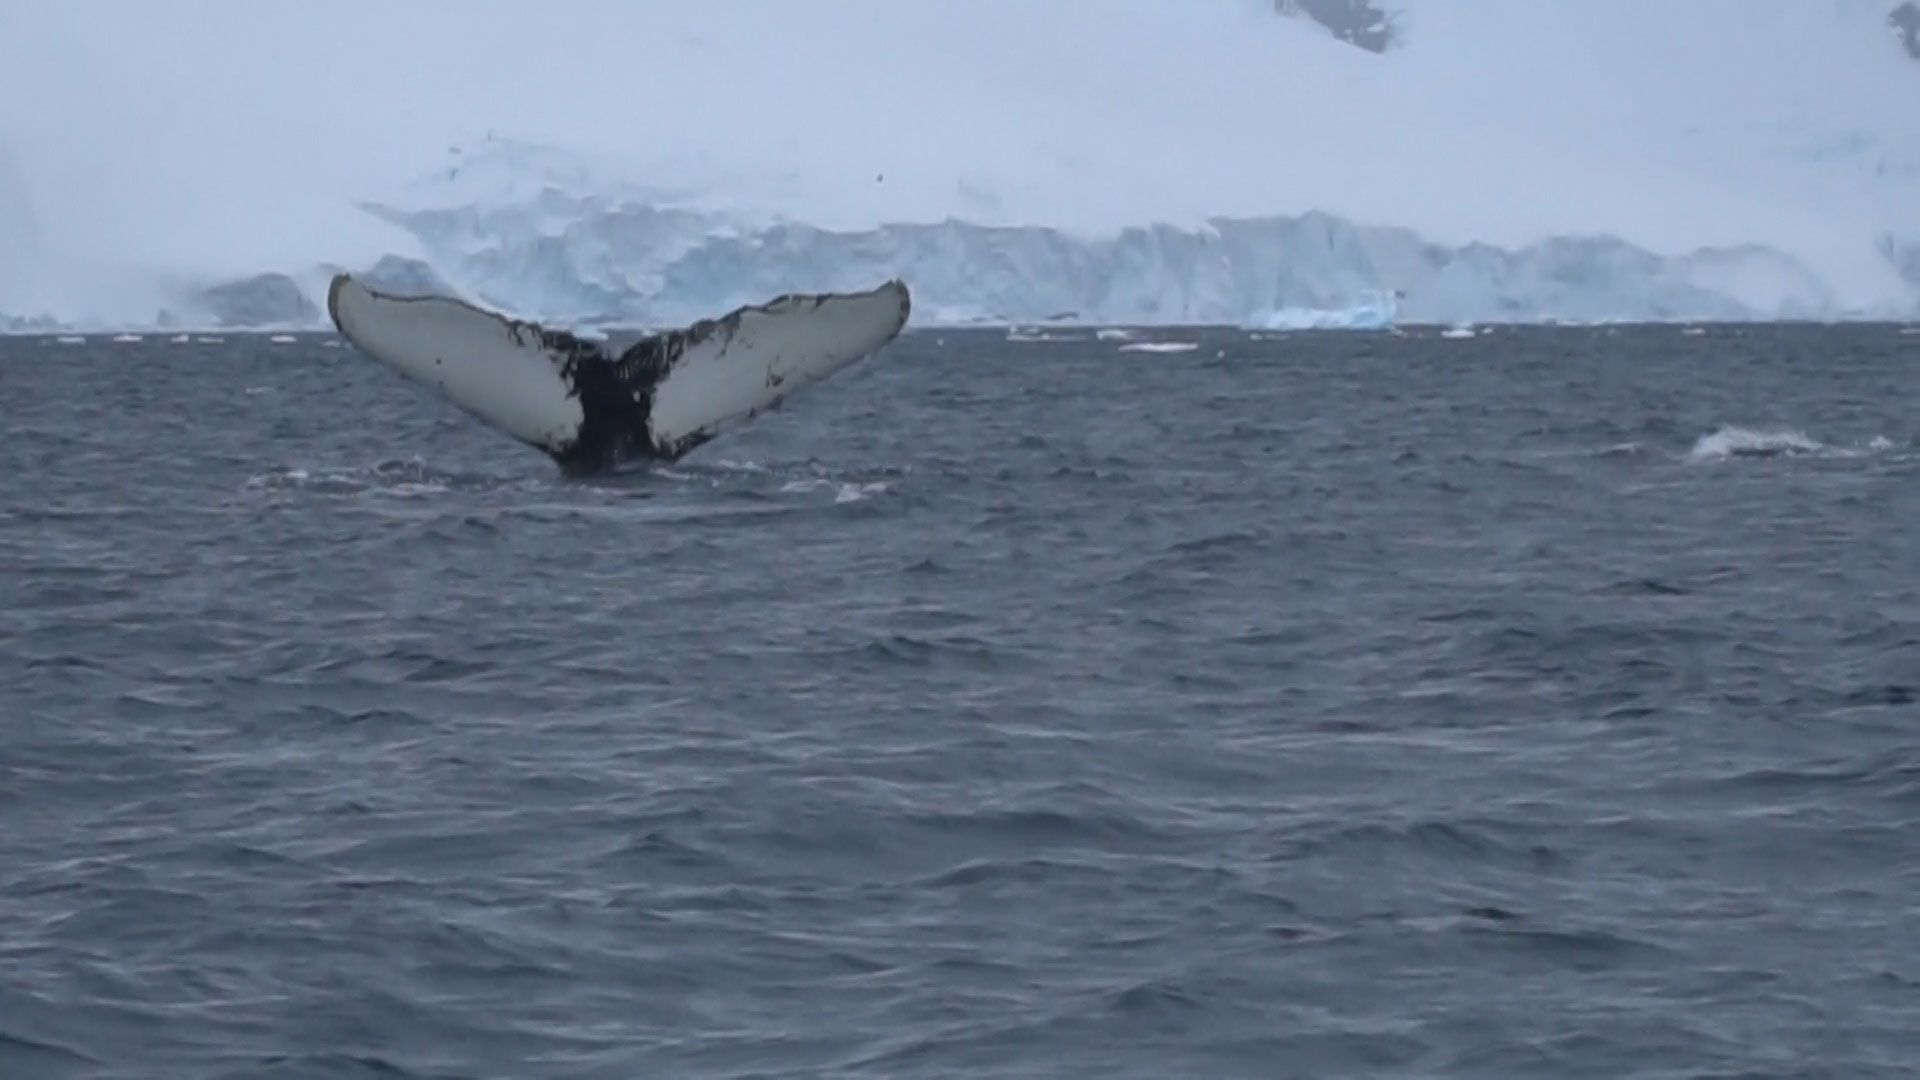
[325,273,912,475]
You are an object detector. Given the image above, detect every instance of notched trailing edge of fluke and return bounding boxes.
[666,279,913,352]
[326,272,592,353]
[327,272,912,355]
[327,271,911,323]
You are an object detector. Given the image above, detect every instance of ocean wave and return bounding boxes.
[1687,425,1899,462]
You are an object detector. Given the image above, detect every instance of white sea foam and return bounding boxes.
[1684,426,1899,463]
[1688,426,1826,461]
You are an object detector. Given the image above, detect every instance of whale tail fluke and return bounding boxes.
[325,273,911,475]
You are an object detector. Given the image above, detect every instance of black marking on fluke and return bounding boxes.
[541,323,679,477]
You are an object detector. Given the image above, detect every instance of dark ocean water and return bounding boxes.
[1,323,1916,1079]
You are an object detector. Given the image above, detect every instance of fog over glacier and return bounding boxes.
[1,0,1915,330]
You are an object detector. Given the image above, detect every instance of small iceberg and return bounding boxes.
[1244,290,1398,332]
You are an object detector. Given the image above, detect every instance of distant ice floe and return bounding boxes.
[1005,327,1083,343]
[1118,341,1201,354]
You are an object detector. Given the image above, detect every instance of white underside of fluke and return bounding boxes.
[325,274,912,464]
[326,275,585,452]
[648,283,912,451]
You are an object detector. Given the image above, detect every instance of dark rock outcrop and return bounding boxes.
[1275,0,1397,54]
[198,272,319,328]
[1892,3,1920,60]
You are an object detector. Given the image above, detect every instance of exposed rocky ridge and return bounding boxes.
[1892,3,1920,60]
[1274,0,1399,53]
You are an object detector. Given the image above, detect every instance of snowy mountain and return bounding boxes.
[1,0,1915,331]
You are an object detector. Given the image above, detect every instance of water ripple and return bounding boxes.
[1,326,1916,1077]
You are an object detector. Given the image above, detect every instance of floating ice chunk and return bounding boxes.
[1245,291,1398,331]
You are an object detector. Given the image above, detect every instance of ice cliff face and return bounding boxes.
[76,152,1920,330]
[199,126,1908,329]
[339,155,1870,329]
[0,148,38,320]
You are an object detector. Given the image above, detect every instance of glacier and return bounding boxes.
[343,160,1886,330]
[1,0,1917,332]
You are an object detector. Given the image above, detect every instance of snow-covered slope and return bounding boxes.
[348,147,1876,328]
[1,0,1915,330]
